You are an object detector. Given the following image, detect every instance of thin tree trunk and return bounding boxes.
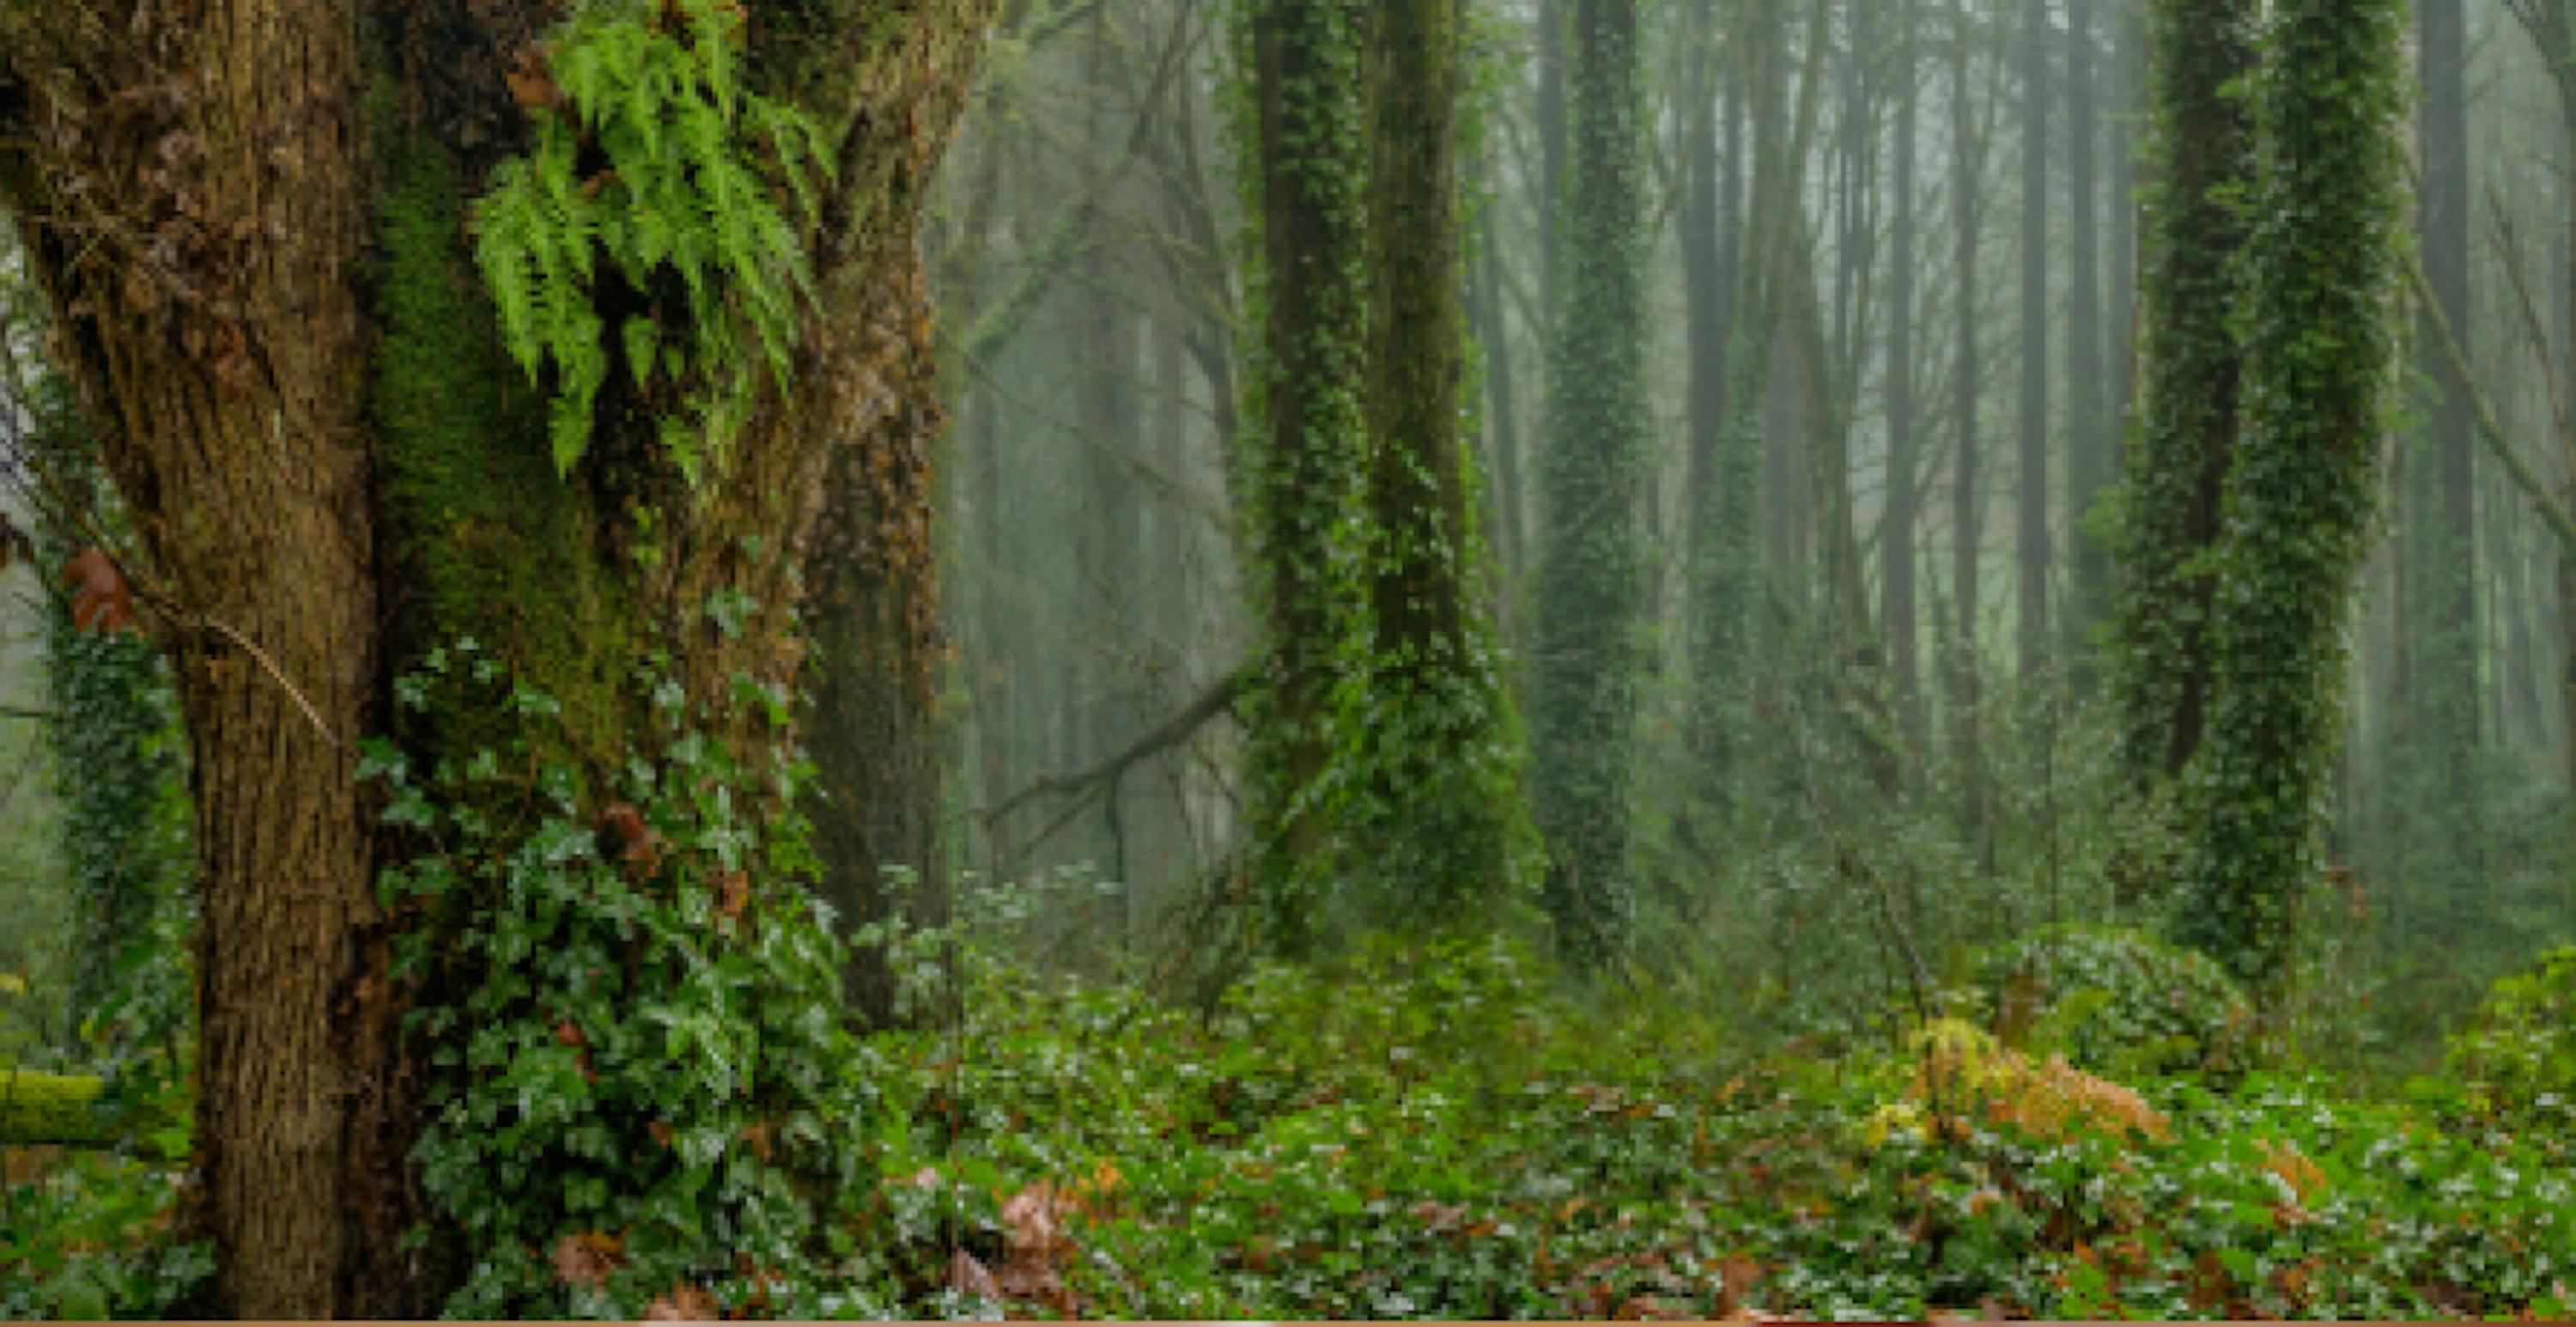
[2017,0,2051,681]
[2064,0,2110,683]
[1883,0,1923,743]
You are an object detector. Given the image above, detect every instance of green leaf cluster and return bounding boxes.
[474,0,831,480]
[365,642,897,1318]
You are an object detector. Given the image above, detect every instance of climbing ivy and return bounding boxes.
[1530,0,1653,970]
[473,0,831,481]
[2107,0,2256,797]
[1344,0,1539,926]
[8,295,193,1053]
[2173,0,2408,1001]
[1231,0,1375,956]
[365,642,890,1318]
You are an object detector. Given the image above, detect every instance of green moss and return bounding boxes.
[369,122,635,763]
[0,1070,177,1146]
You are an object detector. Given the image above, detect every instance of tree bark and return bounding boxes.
[3,0,998,1310]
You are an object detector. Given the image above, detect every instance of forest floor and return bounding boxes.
[6,924,2574,1320]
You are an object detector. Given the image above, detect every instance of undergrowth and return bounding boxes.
[8,872,2574,1319]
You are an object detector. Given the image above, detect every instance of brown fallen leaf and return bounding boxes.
[945,1248,1001,1301]
[548,1230,622,1290]
[644,1281,720,1321]
[62,548,138,636]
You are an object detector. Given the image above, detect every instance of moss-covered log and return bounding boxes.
[0,1072,181,1147]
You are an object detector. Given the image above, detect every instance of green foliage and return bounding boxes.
[785,910,2576,1321]
[473,0,830,480]
[6,291,194,1052]
[2174,0,2409,995]
[1230,0,1375,954]
[2108,0,2255,789]
[0,1070,182,1146]
[0,973,206,1318]
[365,642,894,1318]
[2445,944,2576,1146]
[1530,0,1653,968]
[374,125,632,752]
[1971,925,2254,1078]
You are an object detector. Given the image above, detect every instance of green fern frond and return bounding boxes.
[468,0,825,480]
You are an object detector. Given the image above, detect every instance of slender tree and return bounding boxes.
[2110,0,2255,785]
[1358,0,1535,914]
[1883,0,1924,743]
[1244,0,1371,952]
[2018,0,2053,679]
[2404,0,2483,933]
[1534,0,1653,967]
[1950,0,1990,842]
[2064,0,2112,679]
[2177,0,2407,998]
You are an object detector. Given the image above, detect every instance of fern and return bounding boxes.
[472,0,830,481]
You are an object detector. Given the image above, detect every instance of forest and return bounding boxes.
[2,0,2574,1318]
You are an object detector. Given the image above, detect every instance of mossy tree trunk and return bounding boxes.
[1533,0,1651,969]
[2176,0,2405,1001]
[1353,0,1534,919]
[0,0,995,1312]
[1244,0,1371,953]
[2110,0,2255,789]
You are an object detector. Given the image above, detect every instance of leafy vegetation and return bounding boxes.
[14,881,2568,1319]
[474,0,830,479]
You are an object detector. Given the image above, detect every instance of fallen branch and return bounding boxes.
[981,663,1248,830]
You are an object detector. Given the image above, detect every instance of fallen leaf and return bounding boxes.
[62,548,138,636]
[549,1230,622,1290]
[713,871,750,922]
[645,1281,720,1320]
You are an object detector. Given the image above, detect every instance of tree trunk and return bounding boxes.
[2409,0,2483,933]
[1534,0,1652,967]
[2017,0,2051,681]
[1246,0,1371,950]
[2064,0,2110,684]
[1949,0,1988,848]
[2178,0,2405,1000]
[2,0,997,1311]
[2110,0,2254,786]
[1359,0,1533,912]
[1883,0,1923,744]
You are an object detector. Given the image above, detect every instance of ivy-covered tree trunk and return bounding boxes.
[2177,0,2405,1000]
[2110,0,2254,789]
[16,377,193,1044]
[1244,0,1370,952]
[1533,0,1650,968]
[1357,0,1534,915]
[1,0,995,1313]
